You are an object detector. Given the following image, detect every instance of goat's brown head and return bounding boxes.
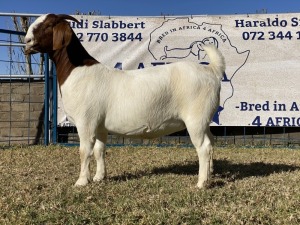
[24,14,79,55]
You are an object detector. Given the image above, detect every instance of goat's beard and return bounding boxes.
[24,45,40,55]
[24,49,38,55]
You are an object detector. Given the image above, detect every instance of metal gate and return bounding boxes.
[1,13,300,148]
[0,13,57,146]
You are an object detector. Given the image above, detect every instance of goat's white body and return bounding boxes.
[59,46,224,188]
[24,14,225,188]
[61,60,219,139]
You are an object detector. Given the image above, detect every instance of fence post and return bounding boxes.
[52,63,58,144]
[44,54,49,145]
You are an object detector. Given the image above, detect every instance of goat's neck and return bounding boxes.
[50,48,73,87]
[50,34,99,87]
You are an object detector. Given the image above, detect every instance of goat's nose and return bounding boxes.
[24,37,31,44]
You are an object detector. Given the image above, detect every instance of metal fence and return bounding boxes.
[0,13,49,146]
[56,126,300,148]
[1,13,300,148]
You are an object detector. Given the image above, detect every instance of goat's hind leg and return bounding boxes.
[208,130,214,174]
[188,126,213,189]
[93,132,108,182]
[196,133,213,188]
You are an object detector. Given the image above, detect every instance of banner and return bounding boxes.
[58,13,300,127]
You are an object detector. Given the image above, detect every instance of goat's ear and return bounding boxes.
[53,22,72,50]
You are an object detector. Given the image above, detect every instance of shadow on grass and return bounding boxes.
[110,160,300,188]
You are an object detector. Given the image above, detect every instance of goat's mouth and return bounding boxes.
[25,48,39,55]
[24,44,39,55]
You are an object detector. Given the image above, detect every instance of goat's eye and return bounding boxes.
[44,25,52,32]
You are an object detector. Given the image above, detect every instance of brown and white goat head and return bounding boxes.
[24,14,79,55]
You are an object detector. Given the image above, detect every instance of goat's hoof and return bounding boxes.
[74,178,89,186]
[93,175,105,182]
[196,180,209,189]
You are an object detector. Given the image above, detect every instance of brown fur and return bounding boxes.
[30,14,99,86]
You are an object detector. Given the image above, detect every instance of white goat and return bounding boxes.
[24,14,225,188]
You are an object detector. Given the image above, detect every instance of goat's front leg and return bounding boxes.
[93,133,107,182]
[75,136,95,186]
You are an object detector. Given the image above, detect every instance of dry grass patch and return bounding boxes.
[0,145,300,224]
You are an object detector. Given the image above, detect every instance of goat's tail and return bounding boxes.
[202,45,226,80]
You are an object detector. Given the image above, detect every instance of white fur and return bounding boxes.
[61,46,224,188]
[24,14,48,50]
[25,15,225,188]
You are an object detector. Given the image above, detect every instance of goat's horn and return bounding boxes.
[56,14,80,23]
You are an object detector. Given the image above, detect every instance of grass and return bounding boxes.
[1,145,300,224]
